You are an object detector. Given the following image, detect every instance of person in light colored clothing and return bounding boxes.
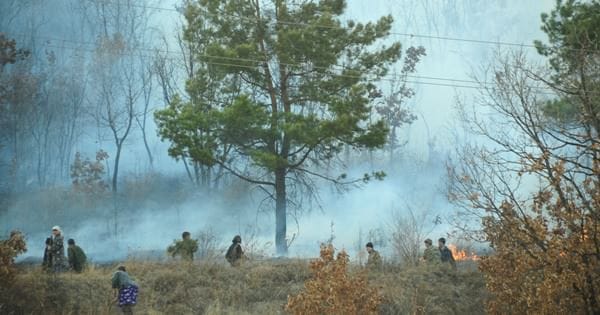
[50,226,67,272]
[423,238,441,265]
[365,242,382,270]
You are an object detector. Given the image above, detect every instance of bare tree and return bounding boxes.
[389,202,436,266]
[448,45,600,313]
[85,0,156,192]
[135,59,154,170]
[375,46,425,165]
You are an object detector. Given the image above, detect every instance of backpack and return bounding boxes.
[225,243,239,263]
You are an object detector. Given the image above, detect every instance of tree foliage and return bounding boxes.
[155,0,401,254]
[375,46,425,162]
[449,1,600,313]
[0,230,26,286]
[0,33,29,71]
[535,0,600,122]
[70,150,109,194]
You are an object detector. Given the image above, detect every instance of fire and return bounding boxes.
[447,244,480,261]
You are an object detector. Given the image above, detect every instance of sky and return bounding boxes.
[1,0,557,262]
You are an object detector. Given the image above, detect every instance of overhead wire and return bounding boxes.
[91,0,600,54]
[9,0,593,96]
[42,41,560,96]
[19,32,560,95]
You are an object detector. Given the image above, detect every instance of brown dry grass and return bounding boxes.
[1,259,485,315]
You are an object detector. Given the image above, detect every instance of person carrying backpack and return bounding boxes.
[225,235,244,267]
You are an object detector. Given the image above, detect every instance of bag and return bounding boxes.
[118,285,139,306]
[225,243,239,263]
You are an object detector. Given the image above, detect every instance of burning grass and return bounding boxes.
[1,258,486,314]
[447,244,480,261]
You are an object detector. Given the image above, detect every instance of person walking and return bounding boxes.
[365,242,382,270]
[423,238,441,265]
[438,237,456,269]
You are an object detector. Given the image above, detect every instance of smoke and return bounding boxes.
[1,0,556,263]
[3,154,450,263]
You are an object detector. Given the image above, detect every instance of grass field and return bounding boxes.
[1,258,486,315]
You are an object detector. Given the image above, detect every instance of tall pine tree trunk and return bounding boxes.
[275,167,287,255]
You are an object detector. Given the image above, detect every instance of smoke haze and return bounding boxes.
[0,0,555,262]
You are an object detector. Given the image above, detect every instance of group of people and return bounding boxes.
[363,237,456,270]
[42,226,87,273]
[45,228,454,273]
[167,231,246,267]
[41,226,138,314]
[105,232,245,314]
[423,237,456,268]
[42,227,455,314]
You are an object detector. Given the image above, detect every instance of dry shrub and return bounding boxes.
[241,224,273,260]
[389,204,435,267]
[286,244,382,315]
[70,150,109,194]
[0,230,26,279]
[195,227,220,260]
[0,229,27,313]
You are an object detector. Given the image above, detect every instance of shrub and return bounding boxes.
[0,230,26,282]
[286,244,382,315]
[0,230,27,314]
[70,150,109,194]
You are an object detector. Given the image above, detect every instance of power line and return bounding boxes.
[93,0,600,54]
[16,32,559,95]
[40,40,560,97]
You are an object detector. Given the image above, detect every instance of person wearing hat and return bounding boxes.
[365,242,382,270]
[422,238,441,265]
[225,235,245,267]
[67,238,87,273]
[112,265,138,314]
[50,226,67,272]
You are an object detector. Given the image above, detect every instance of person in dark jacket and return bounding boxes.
[42,237,53,271]
[225,235,244,267]
[112,265,138,315]
[67,238,87,272]
[438,237,456,269]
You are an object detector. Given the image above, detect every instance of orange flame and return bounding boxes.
[447,244,480,261]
